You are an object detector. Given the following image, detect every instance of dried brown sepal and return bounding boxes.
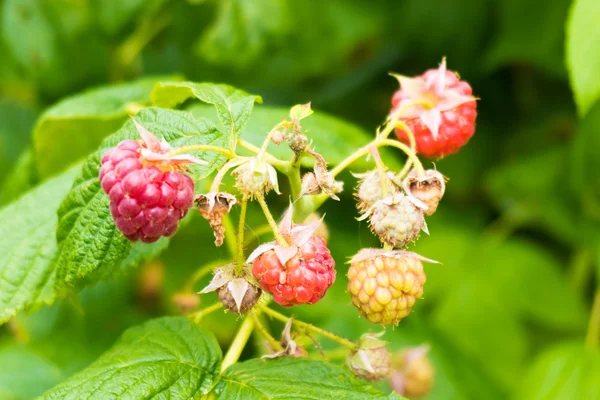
[195,192,237,246]
[298,149,343,200]
[263,319,308,358]
[401,169,446,216]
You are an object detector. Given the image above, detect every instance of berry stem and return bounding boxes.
[222,215,237,259]
[378,139,425,176]
[221,315,256,372]
[288,151,307,200]
[235,197,249,273]
[252,314,284,352]
[585,290,600,350]
[164,144,234,159]
[209,158,241,193]
[369,144,390,197]
[184,261,224,292]
[188,302,223,324]
[378,99,432,140]
[259,122,287,157]
[258,304,357,350]
[256,195,289,247]
[237,139,289,170]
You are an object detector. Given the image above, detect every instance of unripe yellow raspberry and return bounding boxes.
[390,345,435,398]
[368,193,425,248]
[347,249,433,326]
[348,332,391,381]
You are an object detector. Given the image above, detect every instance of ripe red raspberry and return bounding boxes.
[348,249,433,325]
[252,234,335,306]
[248,206,336,306]
[99,121,205,243]
[391,59,477,158]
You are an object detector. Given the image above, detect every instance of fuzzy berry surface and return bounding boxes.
[252,235,335,306]
[369,194,423,249]
[393,70,477,158]
[351,347,392,381]
[99,140,194,243]
[348,253,426,325]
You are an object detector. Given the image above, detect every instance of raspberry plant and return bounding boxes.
[0,61,476,399]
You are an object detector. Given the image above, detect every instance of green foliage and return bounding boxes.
[41,317,222,399]
[54,107,226,289]
[0,164,79,324]
[516,343,600,400]
[33,78,158,177]
[215,358,403,400]
[0,344,62,400]
[567,0,600,116]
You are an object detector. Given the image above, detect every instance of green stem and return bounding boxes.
[164,144,234,159]
[288,152,306,199]
[256,195,289,246]
[258,122,287,157]
[237,139,289,170]
[369,145,390,197]
[221,316,256,372]
[586,290,600,350]
[222,215,237,259]
[252,314,283,352]
[210,159,240,193]
[378,139,425,176]
[568,249,594,293]
[184,261,224,292]
[188,302,223,324]
[235,197,248,273]
[258,304,356,350]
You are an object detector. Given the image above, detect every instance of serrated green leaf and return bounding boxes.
[188,104,401,171]
[515,343,600,400]
[42,317,222,399]
[151,81,261,145]
[0,165,79,324]
[33,78,159,178]
[567,0,600,116]
[0,344,62,400]
[55,107,226,288]
[215,357,402,400]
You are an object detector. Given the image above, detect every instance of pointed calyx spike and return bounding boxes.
[131,118,208,167]
[199,263,262,314]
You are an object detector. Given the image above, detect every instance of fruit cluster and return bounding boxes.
[99,59,475,393]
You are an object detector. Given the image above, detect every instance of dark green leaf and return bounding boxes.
[0,344,62,400]
[567,0,600,116]
[215,357,402,400]
[196,0,290,67]
[515,343,600,400]
[33,78,158,178]
[151,81,261,146]
[484,0,570,76]
[55,107,225,288]
[42,317,222,399]
[0,164,79,324]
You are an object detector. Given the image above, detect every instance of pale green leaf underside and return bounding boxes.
[33,78,159,177]
[151,81,262,141]
[566,0,600,116]
[0,165,79,324]
[55,107,226,288]
[42,317,222,400]
[215,358,403,400]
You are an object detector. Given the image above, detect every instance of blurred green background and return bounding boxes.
[1,0,600,399]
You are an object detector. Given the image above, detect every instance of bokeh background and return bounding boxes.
[1,0,600,399]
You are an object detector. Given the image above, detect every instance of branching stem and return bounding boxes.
[258,304,357,350]
[221,316,256,372]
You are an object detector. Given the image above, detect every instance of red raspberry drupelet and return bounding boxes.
[391,59,477,158]
[99,139,195,243]
[252,234,335,306]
